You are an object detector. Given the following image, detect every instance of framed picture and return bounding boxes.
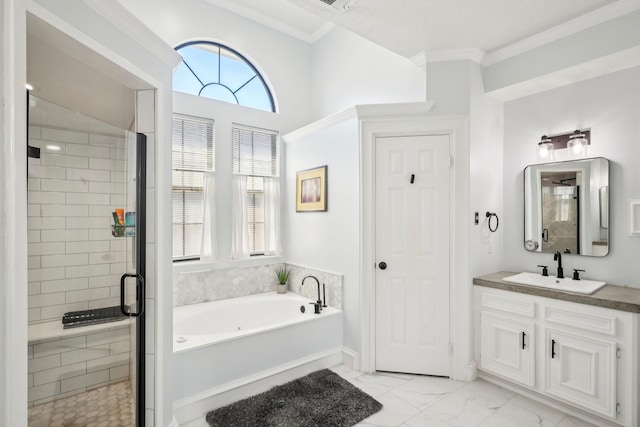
[296,166,327,212]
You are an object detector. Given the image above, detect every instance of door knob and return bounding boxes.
[378,262,387,270]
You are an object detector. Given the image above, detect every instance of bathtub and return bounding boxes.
[172,292,343,408]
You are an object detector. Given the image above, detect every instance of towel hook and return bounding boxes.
[486,212,499,232]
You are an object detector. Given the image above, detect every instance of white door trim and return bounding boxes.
[359,112,474,381]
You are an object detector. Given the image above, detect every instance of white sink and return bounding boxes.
[503,272,606,295]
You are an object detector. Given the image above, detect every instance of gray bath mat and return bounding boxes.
[206,369,382,427]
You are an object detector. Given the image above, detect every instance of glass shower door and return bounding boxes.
[541,176,579,254]
[120,132,147,427]
[26,97,144,427]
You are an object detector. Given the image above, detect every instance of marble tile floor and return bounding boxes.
[25,366,602,427]
[28,380,134,427]
[330,365,599,427]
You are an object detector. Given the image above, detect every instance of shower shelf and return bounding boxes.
[62,306,128,329]
[29,317,129,343]
[112,225,135,237]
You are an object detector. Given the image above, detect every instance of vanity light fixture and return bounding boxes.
[537,135,555,162]
[567,130,588,158]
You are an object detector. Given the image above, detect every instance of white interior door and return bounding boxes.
[375,134,450,376]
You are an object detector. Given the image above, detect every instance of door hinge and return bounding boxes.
[616,345,621,359]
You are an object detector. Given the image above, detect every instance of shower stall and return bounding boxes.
[540,171,580,254]
[26,96,146,427]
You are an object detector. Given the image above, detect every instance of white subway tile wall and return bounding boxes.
[28,126,128,323]
[27,325,130,406]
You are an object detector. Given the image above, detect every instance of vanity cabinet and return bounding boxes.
[476,286,638,427]
[545,328,617,418]
[480,311,535,387]
[479,290,536,388]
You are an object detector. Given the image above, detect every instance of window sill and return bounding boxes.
[173,254,284,274]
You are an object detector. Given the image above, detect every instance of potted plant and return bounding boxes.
[275,265,290,294]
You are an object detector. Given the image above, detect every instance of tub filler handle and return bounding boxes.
[309,302,322,314]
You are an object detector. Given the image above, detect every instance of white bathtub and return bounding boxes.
[172,292,343,406]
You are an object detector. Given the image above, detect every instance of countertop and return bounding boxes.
[473,271,640,314]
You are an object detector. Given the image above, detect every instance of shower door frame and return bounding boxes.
[122,132,147,427]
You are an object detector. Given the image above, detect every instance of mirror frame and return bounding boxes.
[523,157,609,257]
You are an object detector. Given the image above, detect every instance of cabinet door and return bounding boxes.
[480,311,535,387]
[545,329,617,419]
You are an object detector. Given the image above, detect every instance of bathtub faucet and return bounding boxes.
[302,275,323,314]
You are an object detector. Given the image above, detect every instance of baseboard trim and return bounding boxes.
[173,348,342,426]
[341,346,358,371]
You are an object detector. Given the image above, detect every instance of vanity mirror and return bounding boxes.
[524,157,609,256]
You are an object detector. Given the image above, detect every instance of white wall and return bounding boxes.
[425,60,504,278]
[469,63,504,278]
[503,66,640,287]
[426,60,472,115]
[311,26,426,120]
[119,0,312,134]
[283,116,360,352]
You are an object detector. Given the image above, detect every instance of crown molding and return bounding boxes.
[283,102,435,143]
[410,51,427,70]
[484,0,640,66]
[310,22,336,43]
[423,48,485,65]
[282,107,358,143]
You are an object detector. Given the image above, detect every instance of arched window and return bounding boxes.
[173,41,275,112]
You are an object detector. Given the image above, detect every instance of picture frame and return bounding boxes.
[296,166,327,212]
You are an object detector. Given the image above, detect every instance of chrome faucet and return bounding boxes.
[554,251,564,279]
[302,275,322,313]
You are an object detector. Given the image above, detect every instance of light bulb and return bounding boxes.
[567,130,588,158]
[537,135,555,162]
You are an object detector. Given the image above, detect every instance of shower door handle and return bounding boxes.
[120,273,145,317]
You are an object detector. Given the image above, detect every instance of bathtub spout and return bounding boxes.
[302,275,322,313]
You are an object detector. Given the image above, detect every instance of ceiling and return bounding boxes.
[204,0,620,58]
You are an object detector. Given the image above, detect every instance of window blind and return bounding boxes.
[172,114,214,260]
[232,125,278,255]
[232,125,278,177]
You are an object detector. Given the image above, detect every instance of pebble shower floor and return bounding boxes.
[28,380,134,427]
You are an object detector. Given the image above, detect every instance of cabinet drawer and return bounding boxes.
[544,306,617,336]
[481,291,536,318]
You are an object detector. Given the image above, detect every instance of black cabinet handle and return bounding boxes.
[378,262,387,270]
[522,331,526,349]
[551,339,557,358]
